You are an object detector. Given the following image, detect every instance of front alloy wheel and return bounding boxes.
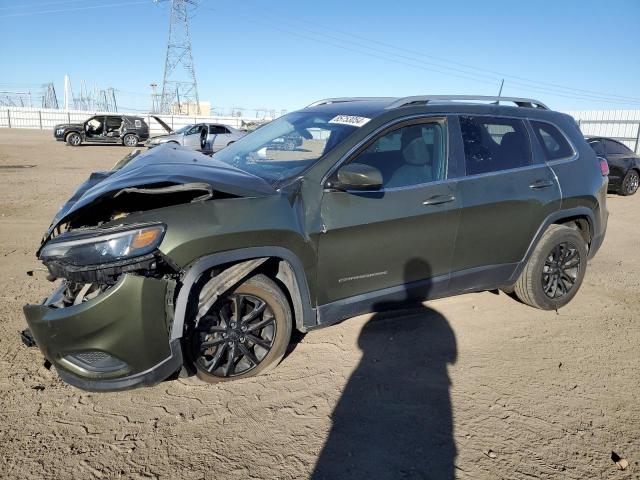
[66,132,81,146]
[189,274,292,382]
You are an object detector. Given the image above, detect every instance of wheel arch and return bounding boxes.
[171,247,316,341]
[508,207,595,284]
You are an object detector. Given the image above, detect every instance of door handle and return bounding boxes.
[529,180,554,190]
[423,194,456,205]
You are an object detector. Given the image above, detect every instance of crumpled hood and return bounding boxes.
[42,144,276,243]
[55,123,82,129]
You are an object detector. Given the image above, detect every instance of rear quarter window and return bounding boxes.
[530,121,574,161]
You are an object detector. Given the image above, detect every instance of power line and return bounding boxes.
[207,3,640,106]
[0,0,88,11]
[205,6,640,106]
[0,1,148,18]
[256,6,640,104]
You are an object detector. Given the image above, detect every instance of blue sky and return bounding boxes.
[1,0,639,114]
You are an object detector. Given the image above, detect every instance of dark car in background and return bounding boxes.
[587,136,640,196]
[54,115,149,147]
[24,95,608,391]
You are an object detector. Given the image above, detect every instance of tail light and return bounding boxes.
[598,157,609,176]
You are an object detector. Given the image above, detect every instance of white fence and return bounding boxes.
[0,106,270,135]
[566,109,640,153]
[2,106,639,153]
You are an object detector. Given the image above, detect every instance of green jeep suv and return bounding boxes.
[23,95,608,391]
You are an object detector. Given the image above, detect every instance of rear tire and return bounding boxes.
[620,169,639,196]
[65,132,82,146]
[122,134,138,147]
[513,225,587,310]
[187,274,292,383]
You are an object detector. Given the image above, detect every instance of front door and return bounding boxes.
[316,117,460,306]
[450,115,560,284]
[183,124,204,149]
[84,116,106,142]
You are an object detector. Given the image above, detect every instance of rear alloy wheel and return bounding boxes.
[189,274,292,382]
[513,224,587,310]
[66,132,82,146]
[122,134,139,147]
[620,169,639,196]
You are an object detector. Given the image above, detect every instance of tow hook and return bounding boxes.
[20,328,37,348]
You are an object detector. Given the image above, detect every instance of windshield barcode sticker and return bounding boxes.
[328,115,371,127]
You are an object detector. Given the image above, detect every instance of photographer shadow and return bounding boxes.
[312,258,458,479]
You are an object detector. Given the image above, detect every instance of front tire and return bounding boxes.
[65,132,82,146]
[513,225,587,310]
[122,134,139,147]
[188,274,292,383]
[620,169,639,196]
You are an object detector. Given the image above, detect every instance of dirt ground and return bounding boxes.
[0,129,638,479]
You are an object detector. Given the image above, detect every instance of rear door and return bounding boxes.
[316,116,461,306]
[104,116,123,143]
[450,115,560,286]
[209,125,233,152]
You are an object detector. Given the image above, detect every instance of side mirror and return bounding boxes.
[330,163,383,191]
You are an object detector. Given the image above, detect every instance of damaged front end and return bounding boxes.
[23,146,277,391]
[24,223,184,391]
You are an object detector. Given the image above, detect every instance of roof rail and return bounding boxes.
[385,95,549,110]
[307,97,393,107]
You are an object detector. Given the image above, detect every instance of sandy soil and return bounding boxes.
[0,129,638,479]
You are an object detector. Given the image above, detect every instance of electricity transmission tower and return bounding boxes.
[156,0,200,115]
[42,83,59,109]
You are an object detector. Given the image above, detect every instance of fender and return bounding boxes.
[508,206,596,283]
[170,246,316,340]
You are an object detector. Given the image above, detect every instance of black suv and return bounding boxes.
[54,114,149,147]
[24,95,608,391]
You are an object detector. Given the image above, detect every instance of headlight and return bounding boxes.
[40,225,165,266]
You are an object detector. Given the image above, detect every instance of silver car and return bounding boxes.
[146,121,246,153]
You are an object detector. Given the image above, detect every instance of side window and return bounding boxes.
[105,116,123,129]
[209,125,230,135]
[530,121,574,161]
[588,140,606,156]
[186,125,201,135]
[353,122,446,188]
[459,116,532,175]
[604,140,632,155]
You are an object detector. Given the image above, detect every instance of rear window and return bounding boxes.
[530,121,574,161]
[459,116,532,175]
[604,139,632,155]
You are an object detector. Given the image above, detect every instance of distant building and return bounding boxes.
[171,101,211,116]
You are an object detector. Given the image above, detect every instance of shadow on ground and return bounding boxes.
[312,259,458,480]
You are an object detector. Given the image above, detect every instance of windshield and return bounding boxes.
[174,125,193,134]
[212,111,364,183]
